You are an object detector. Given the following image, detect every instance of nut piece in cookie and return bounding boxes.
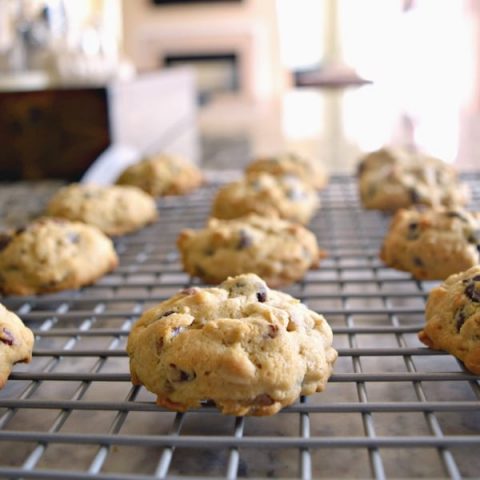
[419,266,480,374]
[211,173,319,225]
[0,218,118,295]
[0,303,34,389]
[246,152,328,190]
[127,273,337,415]
[177,214,326,287]
[380,208,480,280]
[46,183,157,236]
[116,153,202,197]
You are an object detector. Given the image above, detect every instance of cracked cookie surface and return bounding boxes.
[358,148,469,211]
[127,274,337,415]
[380,208,480,280]
[246,152,328,189]
[0,218,118,295]
[419,266,480,374]
[211,173,319,225]
[116,154,202,196]
[46,183,157,236]
[0,303,34,388]
[177,215,324,287]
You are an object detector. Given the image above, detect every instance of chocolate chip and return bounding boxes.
[409,188,421,204]
[256,290,267,302]
[407,222,420,240]
[0,328,14,346]
[237,229,253,249]
[455,310,467,332]
[157,310,175,319]
[179,370,193,381]
[202,399,217,407]
[169,363,195,382]
[0,234,12,252]
[254,394,274,406]
[467,230,480,245]
[465,282,480,302]
[472,275,480,282]
[412,256,424,267]
[14,226,26,235]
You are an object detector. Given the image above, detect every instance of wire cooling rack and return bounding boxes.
[0,173,480,480]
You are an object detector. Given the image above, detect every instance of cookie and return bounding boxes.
[0,303,34,389]
[246,152,328,189]
[127,273,337,416]
[211,173,319,225]
[358,148,469,211]
[0,218,118,295]
[380,208,480,280]
[46,183,157,236]
[419,266,480,374]
[116,154,202,196]
[177,215,325,287]
[356,147,408,177]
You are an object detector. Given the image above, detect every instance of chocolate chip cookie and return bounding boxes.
[419,266,480,374]
[211,173,319,224]
[46,183,157,236]
[177,215,325,286]
[246,152,328,189]
[380,208,480,280]
[116,154,202,196]
[358,148,469,211]
[0,303,34,389]
[127,273,337,416]
[0,218,118,295]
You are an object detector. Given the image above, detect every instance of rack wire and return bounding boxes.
[0,173,479,479]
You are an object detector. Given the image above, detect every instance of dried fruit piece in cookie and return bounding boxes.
[0,218,118,295]
[177,215,325,287]
[116,153,202,196]
[246,152,328,190]
[127,273,337,415]
[211,173,319,225]
[0,303,34,388]
[419,266,480,373]
[380,208,480,280]
[46,183,157,236]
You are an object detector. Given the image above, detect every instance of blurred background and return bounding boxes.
[0,0,479,179]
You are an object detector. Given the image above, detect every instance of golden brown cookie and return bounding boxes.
[0,218,118,295]
[127,273,337,416]
[116,154,202,196]
[380,208,480,280]
[358,148,469,211]
[0,303,34,388]
[246,152,328,189]
[211,173,319,225]
[46,183,157,236]
[419,266,480,374]
[177,215,324,287]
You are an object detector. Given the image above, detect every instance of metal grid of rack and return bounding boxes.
[0,174,479,479]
